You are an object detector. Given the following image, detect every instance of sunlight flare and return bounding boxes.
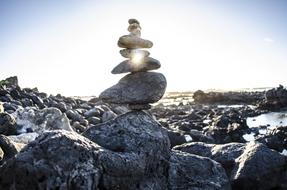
[131,51,144,65]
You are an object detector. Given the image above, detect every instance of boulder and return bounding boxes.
[174,142,287,190]
[100,72,166,104]
[0,130,102,190]
[0,134,24,163]
[258,85,287,111]
[169,150,231,190]
[12,107,73,135]
[0,112,17,135]
[83,111,171,189]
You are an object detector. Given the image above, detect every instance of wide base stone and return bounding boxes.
[99,72,166,105]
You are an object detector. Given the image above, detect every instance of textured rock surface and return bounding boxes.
[12,107,73,135]
[174,142,287,190]
[169,150,231,190]
[119,49,150,58]
[0,112,17,135]
[112,57,160,74]
[0,130,102,190]
[118,35,153,49]
[0,134,24,163]
[100,72,166,104]
[83,111,170,189]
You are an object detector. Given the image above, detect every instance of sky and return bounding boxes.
[1,0,287,96]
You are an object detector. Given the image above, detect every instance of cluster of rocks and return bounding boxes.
[258,85,287,111]
[174,142,287,190]
[152,102,265,147]
[193,90,264,105]
[0,19,232,190]
[0,76,124,162]
[0,20,286,189]
[100,19,166,110]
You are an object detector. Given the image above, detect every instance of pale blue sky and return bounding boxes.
[1,0,287,96]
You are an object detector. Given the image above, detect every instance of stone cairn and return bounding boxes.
[99,18,167,110]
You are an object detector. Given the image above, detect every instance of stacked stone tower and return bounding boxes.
[100,19,167,110]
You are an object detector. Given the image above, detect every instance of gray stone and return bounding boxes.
[0,113,17,135]
[0,130,102,190]
[66,109,86,124]
[87,116,101,125]
[111,57,160,74]
[118,35,153,49]
[128,18,140,25]
[84,108,101,118]
[83,111,170,189]
[169,150,231,190]
[12,107,73,135]
[119,49,150,59]
[0,134,24,163]
[100,72,167,104]
[101,110,117,122]
[174,142,287,190]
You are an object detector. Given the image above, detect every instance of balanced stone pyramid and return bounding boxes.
[100,19,167,110]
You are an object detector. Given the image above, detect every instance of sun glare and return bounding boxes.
[131,52,144,65]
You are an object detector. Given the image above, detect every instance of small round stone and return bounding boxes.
[128,23,141,32]
[118,35,153,49]
[128,18,140,25]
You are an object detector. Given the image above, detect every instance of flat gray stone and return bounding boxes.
[99,72,166,104]
[119,49,150,58]
[112,57,160,74]
[118,35,153,49]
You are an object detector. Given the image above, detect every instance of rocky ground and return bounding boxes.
[0,76,286,189]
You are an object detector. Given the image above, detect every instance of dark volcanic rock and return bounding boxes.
[83,110,170,165]
[169,150,231,190]
[111,57,160,74]
[13,107,73,135]
[0,134,24,163]
[174,142,287,190]
[258,85,287,111]
[83,111,170,189]
[205,112,249,144]
[257,125,287,152]
[0,76,19,88]
[193,90,264,105]
[0,130,102,190]
[100,72,166,104]
[0,113,17,135]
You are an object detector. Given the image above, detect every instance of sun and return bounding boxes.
[131,51,144,65]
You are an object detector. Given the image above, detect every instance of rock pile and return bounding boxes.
[258,85,287,111]
[100,18,166,110]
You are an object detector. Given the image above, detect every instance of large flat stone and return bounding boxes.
[99,72,166,104]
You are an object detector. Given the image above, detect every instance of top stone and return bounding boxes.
[128,18,140,25]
